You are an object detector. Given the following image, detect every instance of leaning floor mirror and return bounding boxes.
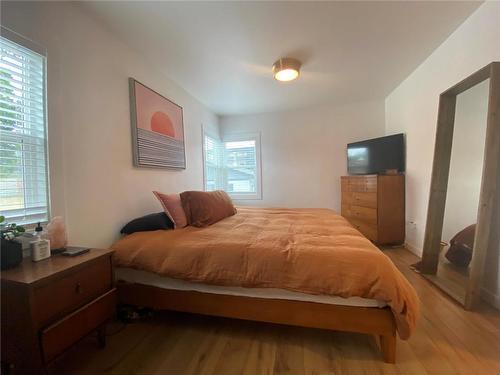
[419,62,500,310]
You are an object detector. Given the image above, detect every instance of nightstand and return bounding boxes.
[1,248,116,374]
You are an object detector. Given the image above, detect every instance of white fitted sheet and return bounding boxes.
[115,268,387,308]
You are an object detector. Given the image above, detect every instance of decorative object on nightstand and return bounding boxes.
[47,216,68,254]
[1,248,116,374]
[30,222,51,262]
[0,216,25,270]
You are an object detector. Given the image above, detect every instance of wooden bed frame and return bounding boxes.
[117,281,397,363]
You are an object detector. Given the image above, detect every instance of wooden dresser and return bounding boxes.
[341,174,405,245]
[1,249,116,374]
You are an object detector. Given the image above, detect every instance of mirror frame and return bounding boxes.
[421,62,500,310]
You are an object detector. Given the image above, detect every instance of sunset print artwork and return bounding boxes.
[129,78,186,169]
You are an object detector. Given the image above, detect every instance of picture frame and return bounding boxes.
[129,78,186,169]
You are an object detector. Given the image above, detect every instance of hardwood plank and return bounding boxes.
[273,328,305,375]
[211,322,255,374]
[242,325,277,375]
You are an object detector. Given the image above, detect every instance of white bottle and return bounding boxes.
[30,222,51,262]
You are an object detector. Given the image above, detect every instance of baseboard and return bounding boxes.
[404,242,422,257]
[481,287,500,310]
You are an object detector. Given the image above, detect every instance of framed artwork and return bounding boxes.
[129,78,186,169]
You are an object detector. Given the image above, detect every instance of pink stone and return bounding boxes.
[47,216,68,250]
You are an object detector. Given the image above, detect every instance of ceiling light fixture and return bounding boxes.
[272,57,301,82]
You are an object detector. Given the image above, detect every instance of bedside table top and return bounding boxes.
[1,248,113,286]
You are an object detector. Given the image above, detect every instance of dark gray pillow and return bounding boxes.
[120,212,173,234]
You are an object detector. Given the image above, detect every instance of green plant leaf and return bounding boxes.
[17,226,25,233]
[0,215,4,223]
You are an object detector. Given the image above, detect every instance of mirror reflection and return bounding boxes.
[432,79,490,302]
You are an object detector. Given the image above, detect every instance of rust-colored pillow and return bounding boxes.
[180,190,237,227]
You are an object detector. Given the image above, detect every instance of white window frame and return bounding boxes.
[202,127,262,200]
[0,27,50,225]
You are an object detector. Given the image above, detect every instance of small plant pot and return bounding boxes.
[1,239,23,270]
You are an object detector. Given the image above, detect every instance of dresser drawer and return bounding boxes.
[348,176,377,193]
[41,288,116,362]
[343,192,377,209]
[342,205,377,224]
[349,218,378,242]
[342,176,377,192]
[33,256,112,327]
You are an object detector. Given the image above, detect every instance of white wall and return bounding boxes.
[220,100,385,210]
[1,1,219,247]
[442,80,488,242]
[385,1,500,305]
[385,1,500,254]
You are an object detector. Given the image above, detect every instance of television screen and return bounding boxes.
[347,134,405,175]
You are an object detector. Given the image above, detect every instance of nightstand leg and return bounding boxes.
[97,325,106,348]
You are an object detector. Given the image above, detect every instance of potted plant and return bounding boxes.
[1,215,25,270]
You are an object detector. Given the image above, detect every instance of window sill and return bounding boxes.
[14,221,49,232]
[229,194,262,200]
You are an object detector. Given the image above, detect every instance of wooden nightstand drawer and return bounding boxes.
[41,288,117,362]
[33,256,112,327]
[1,248,114,373]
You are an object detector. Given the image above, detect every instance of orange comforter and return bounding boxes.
[112,207,419,339]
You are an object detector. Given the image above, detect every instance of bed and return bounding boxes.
[112,207,419,363]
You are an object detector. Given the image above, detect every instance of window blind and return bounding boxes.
[203,134,224,191]
[0,35,49,224]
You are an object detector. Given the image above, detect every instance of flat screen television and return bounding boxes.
[347,134,405,175]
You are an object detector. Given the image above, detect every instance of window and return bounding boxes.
[203,131,262,200]
[0,31,49,224]
[203,133,224,192]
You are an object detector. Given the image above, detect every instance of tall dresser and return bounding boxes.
[341,174,405,245]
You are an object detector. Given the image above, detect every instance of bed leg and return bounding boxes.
[380,333,396,363]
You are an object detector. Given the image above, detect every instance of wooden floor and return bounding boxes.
[49,248,500,375]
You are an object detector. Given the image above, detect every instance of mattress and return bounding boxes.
[115,267,387,308]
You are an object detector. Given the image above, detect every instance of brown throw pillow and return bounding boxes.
[445,224,476,268]
[180,190,237,227]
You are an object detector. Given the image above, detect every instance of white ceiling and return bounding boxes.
[81,1,481,116]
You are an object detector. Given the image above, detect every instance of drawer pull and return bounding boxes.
[75,283,83,294]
